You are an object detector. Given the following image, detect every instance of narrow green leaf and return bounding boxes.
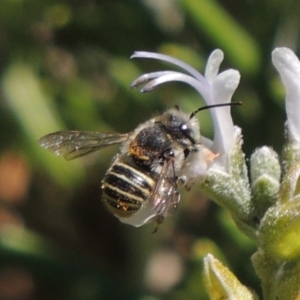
[2,63,85,186]
[181,0,261,75]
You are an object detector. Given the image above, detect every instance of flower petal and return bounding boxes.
[133,72,211,102]
[272,47,300,143]
[131,51,207,83]
[131,71,179,88]
[211,69,240,155]
[205,49,224,83]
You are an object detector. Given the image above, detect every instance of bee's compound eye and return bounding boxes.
[179,123,195,144]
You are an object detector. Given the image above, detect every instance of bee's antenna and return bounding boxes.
[189,102,242,119]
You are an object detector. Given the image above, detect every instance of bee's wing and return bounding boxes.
[39,131,129,160]
[151,160,180,221]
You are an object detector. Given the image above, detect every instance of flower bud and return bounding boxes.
[281,139,300,178]
[203,254,259,300]
[280,162,300,203]
[250,146,280,218]
[252,249,300,300]
[259,200,300,261]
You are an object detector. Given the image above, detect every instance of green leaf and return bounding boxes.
[180,0,261,76]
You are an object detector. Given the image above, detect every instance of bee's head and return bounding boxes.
[158,108,200,146]
[157,102,241,147]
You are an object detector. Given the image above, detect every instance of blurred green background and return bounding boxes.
[0,0,299,299]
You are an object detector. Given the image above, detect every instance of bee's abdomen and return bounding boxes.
[101,162,155,217]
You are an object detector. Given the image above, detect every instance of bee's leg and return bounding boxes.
[152,215,165,233]
[162,148,178,188]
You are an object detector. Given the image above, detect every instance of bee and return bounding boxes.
[39,103,237,230]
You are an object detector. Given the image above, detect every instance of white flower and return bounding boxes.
[131,50,240,168]
[272,47,300,143]
[127,50,242,228]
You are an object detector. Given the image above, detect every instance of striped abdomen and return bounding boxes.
[101,161,155,217]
